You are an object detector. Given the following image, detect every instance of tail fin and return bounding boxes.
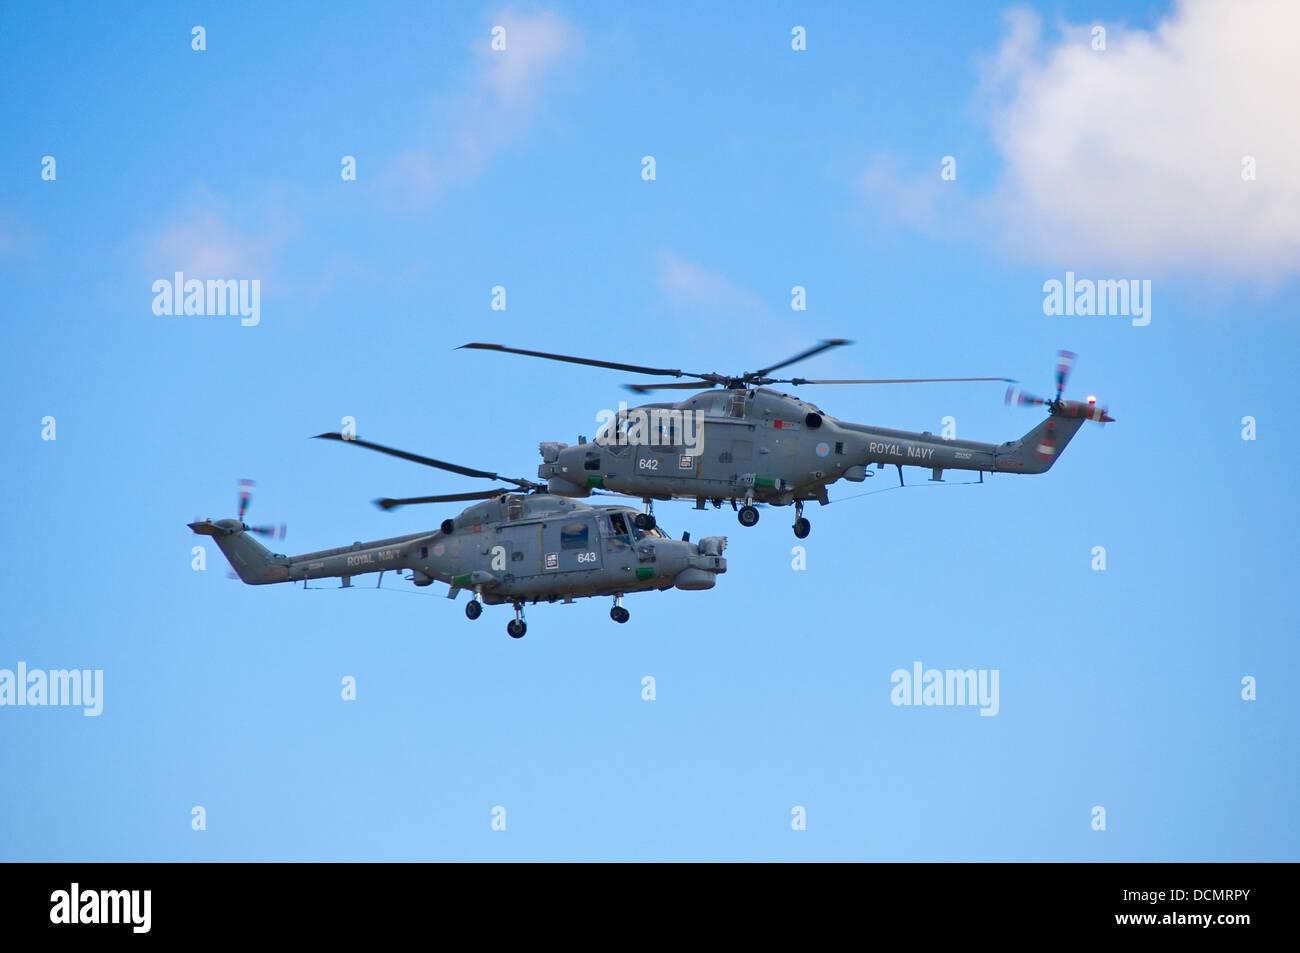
[189,519,287,585]
[998,415,1086,474]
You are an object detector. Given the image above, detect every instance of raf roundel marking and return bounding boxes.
[433,543,445,557]
[815,442,830,457]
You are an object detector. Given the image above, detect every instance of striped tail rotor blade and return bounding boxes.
[1054,350,1076,399]
[237,479,255,521]
[1006,386,1045,407]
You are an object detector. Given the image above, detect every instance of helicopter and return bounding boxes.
[189,454,728,639]
[456,341,1113,538]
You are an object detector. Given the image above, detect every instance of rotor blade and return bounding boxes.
[374,489,515,511]
[313,433,532,488]
[1054,350,1076,401]
[459,342,704,380]
[247,523,287,540]
[750,339,852,378]
[784,376,1017,385]
[1005,386,1047,407]
[237,478,254,522]
[623,380,718,394]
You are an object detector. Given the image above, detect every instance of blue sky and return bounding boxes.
[2,0,1296,860]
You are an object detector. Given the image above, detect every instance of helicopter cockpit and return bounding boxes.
[604,510,667,548]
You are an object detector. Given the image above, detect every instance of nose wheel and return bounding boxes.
[506,602,527,638]
[465,599,482,620]
[610,594,630,624]
[737,505,759,527]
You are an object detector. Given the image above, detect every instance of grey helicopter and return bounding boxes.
[458,342,1113,538]
[190,450,728,639]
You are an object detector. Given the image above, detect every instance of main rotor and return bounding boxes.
[458,340,1014,394]
[313,432,544,511]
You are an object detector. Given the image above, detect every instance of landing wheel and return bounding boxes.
[465,600,482,620]
[507,619,527,639]
[793,517,811,539]
[634,512,656,530]
[610,606,630,624]
[737,505,760,528]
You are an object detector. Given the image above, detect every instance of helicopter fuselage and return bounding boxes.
[192,495,727,609]
[539,387,1091,510]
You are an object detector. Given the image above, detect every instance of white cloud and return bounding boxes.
[860,0,1300,285]
[0,211,35,259]
[379,8,580,205]
[657,250,770,315]
[984,0,1300,282]
[143,188,299,280]
[854,153,952,238]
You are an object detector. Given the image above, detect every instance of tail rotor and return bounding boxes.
[236,479,287,540]
[1006,350,1113,424]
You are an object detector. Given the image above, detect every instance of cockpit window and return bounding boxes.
[595,412,630,446]
[608,513,629,536]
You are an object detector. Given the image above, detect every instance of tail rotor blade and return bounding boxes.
[1054,350,1076,401]
[237,479,254,521]
[1005,386,1046,407]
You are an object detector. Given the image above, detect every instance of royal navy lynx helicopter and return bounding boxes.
[189,449,728,638]
[458,341,1113,538]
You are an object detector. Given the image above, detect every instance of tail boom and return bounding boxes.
[188,518,435,586]
[836,412,1088,478]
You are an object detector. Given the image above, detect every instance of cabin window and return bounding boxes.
[561,522,589,550]
[583,453,601,471]
[507,497,524,520]
[726,392,747,419]
[835,442,844,455]
[608,513,629,536]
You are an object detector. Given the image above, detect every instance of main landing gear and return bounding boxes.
[734,498,811,537]
[610,594,630,624]
[736,495,760,528]
[634,499,656,530]
[507,602,527,639]
[466,585,485,621]
[793,501,811,539]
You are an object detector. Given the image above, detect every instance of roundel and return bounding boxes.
[815,442,830,457]
[433,543,445,557]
